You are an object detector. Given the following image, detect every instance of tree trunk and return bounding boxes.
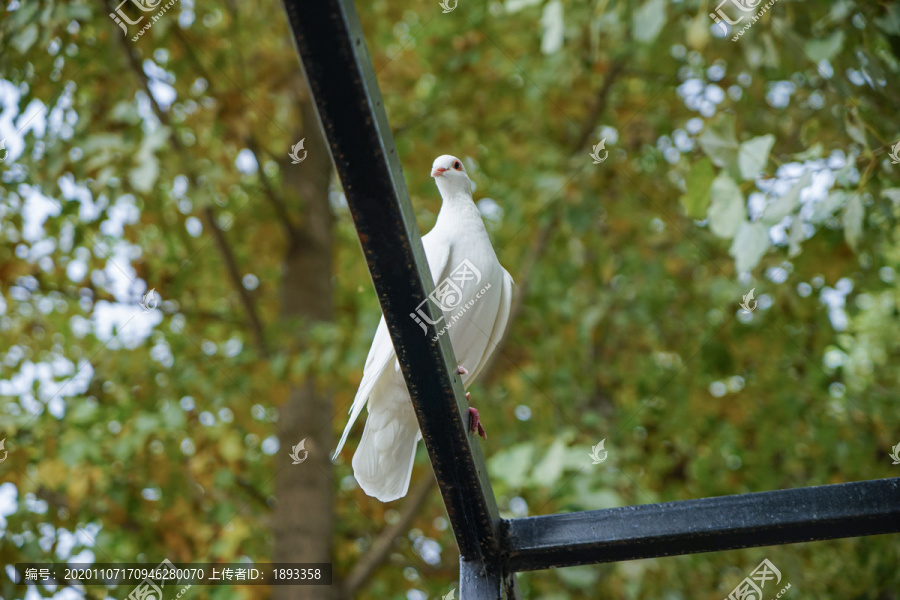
[273,96,335,600]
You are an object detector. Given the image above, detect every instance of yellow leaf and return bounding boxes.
[37,459,69,488]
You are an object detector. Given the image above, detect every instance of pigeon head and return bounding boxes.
[430,154,472,197]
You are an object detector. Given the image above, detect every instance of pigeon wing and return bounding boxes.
[460,266,515,384]
[333,317,394,459]
[333,238,453,459]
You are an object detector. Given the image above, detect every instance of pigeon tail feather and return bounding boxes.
[333,318,395,461]
[351,399,420,502]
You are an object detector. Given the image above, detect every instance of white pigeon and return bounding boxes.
[333,154,515,502]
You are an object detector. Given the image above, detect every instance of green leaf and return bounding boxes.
[140,126,172,155]
[11,24,39,54]
[82,133,126,155]
[729,221,770,273]
[557,565,600,588]
[540,0,564,55]
[843,193,864,251]
[880,188,900,205]
[788,215,804,257]
[128,127,169,193]
[60,432,93,466]
[96,166,118,187]
[827,0,854,21]
[737,134,775,180]
[810,190,850,223]
[65,5,94,20]
[488,443,535,489]
[219,431,244,461]
[214,467,236,487]
[573,478,624,510]
[110,101,142,125]
[681,158,715,219]
[162,403,187,429]
[7,1,39,29]
[874,4,900,35]
[762,171,812,225]
[633,0,666,43]
[69,401,98,424]
[505,0,541,13]
[531,438,566,487]
[686,12,711,50]
[129,157,159,193]
[708,174,745,238]
[792,143,823,161]
[844,111,868,148]
[804,30,845,62]
[699,113,739,170]
[271,353,289,379]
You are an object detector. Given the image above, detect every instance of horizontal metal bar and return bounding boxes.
[280,0,504,563]
[505,477,900,571]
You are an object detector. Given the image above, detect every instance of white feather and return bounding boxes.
[334,154,515,502]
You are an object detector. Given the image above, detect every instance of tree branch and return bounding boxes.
[246,135,301,240]
[202,205,269,357]
[105,5,183,151]
[340,475,436,599]
[571,57,626,154]
[237,476,273,508]
[36,486,70,510]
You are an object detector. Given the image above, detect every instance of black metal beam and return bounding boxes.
[280,3,511,593]
[505,477,900,571]
[460,558,523,600]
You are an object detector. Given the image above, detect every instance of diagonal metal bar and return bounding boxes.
[461,557,523,600]
[505,477,900,571]
[281,0,509,580]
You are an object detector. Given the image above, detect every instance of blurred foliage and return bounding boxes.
[1,0,900,599]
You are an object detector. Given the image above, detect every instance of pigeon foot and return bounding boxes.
[468,407,487,440]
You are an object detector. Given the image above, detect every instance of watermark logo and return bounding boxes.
[740,288,757,313]
[109,0,160,35]
[889,141,900,165]
[725,558,790,600]
[589,439,608,464]
[442,588,456,600]
[289,139,307,164]
[428,281,493,342]
[110,0,179,41]
[0,139,7,163]
[410,259,483,335]
[589,139,608,164]
[439,0,458,13]
[289,439,308,464]
[710,0,781,42]
[140,289,160,312]
[127,558,191,600]
[709,0,760,32]
[0,438,7,463]
[890,443,900,465]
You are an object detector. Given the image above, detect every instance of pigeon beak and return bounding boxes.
[431,167,448,178]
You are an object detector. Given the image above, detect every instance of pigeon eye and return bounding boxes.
[453,161,462,171]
